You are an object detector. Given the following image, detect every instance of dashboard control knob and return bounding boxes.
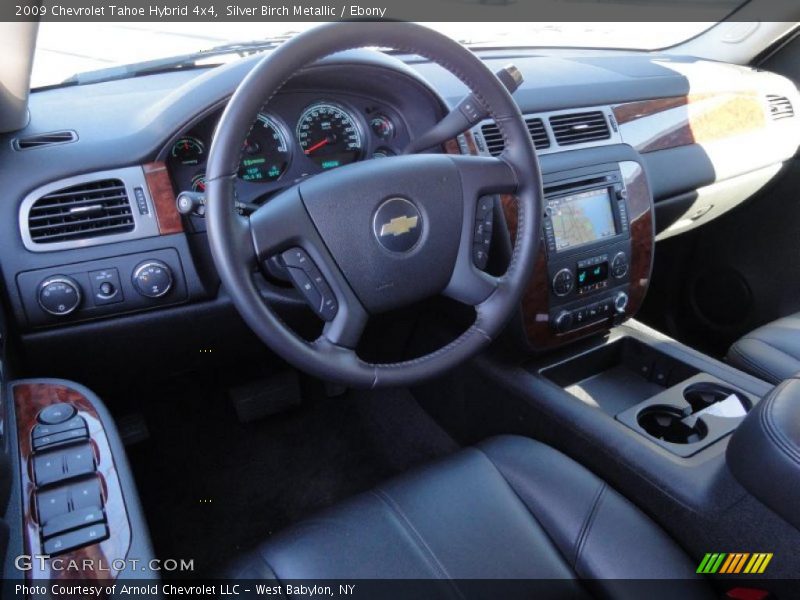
[611,252,629,278]
[614,291,630,314]
[132,261,173,298]
[552,268,575,297]
[38,276,82,316]
[552,310,573,334]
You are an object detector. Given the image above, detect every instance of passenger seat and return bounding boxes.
[727,313,800,383]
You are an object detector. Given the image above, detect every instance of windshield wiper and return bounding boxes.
[58,36,293,87]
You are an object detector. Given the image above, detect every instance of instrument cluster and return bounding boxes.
[166,93,410,206]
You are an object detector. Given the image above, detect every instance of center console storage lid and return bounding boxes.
[727,376,800,530]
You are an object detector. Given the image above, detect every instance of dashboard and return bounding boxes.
[0,45,798,371]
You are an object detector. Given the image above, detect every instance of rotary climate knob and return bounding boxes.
[132,260,173,298]
[38,276,82,316]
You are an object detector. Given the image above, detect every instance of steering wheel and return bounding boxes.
[205,22,542,388]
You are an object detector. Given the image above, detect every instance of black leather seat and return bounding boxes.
[727,313,800,383]
[229,436,712,599]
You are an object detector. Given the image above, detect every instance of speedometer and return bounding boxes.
[296,102,363,170]
[238,114,291,183]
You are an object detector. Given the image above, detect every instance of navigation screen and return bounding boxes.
[548,188,617,251]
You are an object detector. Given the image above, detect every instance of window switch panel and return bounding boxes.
[41,506,105,539]
[37,487,70,525]
[33,443,95,486]
[43,522,108,556]
[32,426,89,452]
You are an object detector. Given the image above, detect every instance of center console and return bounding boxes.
[501,158,654,350]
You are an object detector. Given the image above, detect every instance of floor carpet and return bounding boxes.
[123,377,459,576]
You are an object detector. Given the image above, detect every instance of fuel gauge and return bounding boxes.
[370,115,395,140]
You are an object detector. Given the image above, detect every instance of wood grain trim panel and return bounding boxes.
[143,161,183,235]
[613,92,766,153]
[503,161,654,349]
[14,384,131,582]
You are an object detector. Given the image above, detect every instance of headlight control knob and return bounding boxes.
[132,260,173,298]
[38,276,82,316]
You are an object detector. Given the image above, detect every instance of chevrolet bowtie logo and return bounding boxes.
[379,215,419,237]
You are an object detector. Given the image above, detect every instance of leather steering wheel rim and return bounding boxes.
[205,22,542,389]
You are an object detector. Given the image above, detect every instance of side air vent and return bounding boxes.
[27,179,134,244]
[550,111,611,146]
[766,95,794,121]
[13,130,78,151]
[480,117,551,156]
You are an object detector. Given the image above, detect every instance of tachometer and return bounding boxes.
[238,114,291,183]
[297,102,363,170]
[171,136,205,166]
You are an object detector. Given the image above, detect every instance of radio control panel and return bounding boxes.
[541,167,633,335]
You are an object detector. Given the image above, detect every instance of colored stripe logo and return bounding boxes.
[697,553,773,574]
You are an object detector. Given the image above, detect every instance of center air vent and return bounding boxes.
[550,111,611,146]
[27,179,134,244]
[481,117,550,156]
[766,95,794,120]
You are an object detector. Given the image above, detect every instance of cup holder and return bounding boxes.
[637,405,707,444]
[683,382,751,414]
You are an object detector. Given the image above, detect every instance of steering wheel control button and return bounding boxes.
[611,252,629,279]
[38,403,77,425]
[89,268,123,305]
[552,268,575,297]
[132,260,173,298]
[288,269,323,312]
[38,276,82,317]
[372,198,422,253]
[473,196,495,270]
[282,248,338,321]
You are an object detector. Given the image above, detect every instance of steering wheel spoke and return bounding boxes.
[321,300,368,349]
[441,154,517,307]
[250,187,313,260]
[449,154,518,206]
[250,185,369,348]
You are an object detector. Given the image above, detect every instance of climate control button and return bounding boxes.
[132,260,173,298]
[38,276,82,316]
[611,252,629,279]
[552,268,575,297]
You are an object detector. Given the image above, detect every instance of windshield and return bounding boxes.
[32,21,723,89]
